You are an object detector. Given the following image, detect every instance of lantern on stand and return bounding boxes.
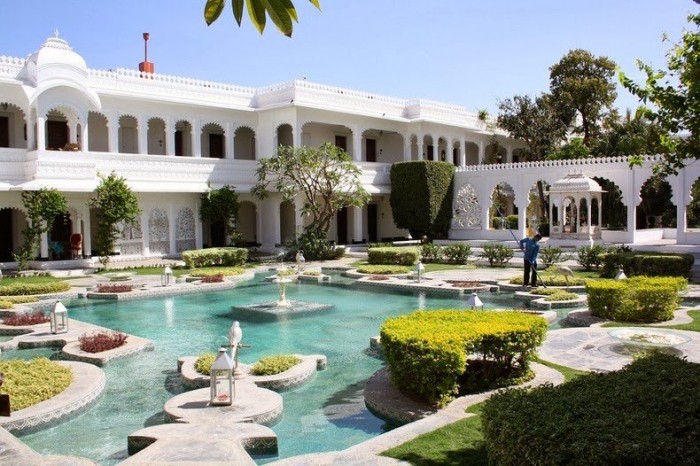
[209,348,234,406]
[615,266,627,280]
[161,266,173,286]
[296,250,306,273]
[50,301,69,334]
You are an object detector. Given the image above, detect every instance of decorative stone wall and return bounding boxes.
[148,208,169,254]
[176,207,196,252]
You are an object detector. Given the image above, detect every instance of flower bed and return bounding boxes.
[2,311,50,326]
[95,283,133,293]
[201,273,224,283]
[79,331,128,353]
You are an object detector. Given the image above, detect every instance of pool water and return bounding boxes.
[8,273,532,464]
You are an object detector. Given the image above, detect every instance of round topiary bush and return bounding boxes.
[194,352,216,375]
[380,310,547,406]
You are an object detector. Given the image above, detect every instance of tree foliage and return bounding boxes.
[252,143,370,234]
[497,94,568,161]
[90,172,141,266]
[620,13,700,173]
[199,185,240,244]
[550,49,618,146]
[14,188,68,270]
[593,108,665,157]
[204,0,320,37]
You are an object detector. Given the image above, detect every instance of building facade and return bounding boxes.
[1,35,699,265]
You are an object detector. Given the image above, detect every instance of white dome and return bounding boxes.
[34,36,87,72]
[548,173,603,194]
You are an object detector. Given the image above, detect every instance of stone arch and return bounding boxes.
[202,122,225,159]
[234,126,256,160]
[118,115,139,154]
[44,107,71,150]
[512,147,526,163]
[464,141,479,166]
[422,135,435,160]
[687,177,700,229]
[451,139,460,166]
[175,120,192,156]
[276,123,293,148]
[0,101,28,149]
[527,180,550,233]
[149,208,170,254]
[488,182,515,229]
[0,207,27,262]
[300,121,352,153]
[452,184,482,228]
[636,175,675,229]
[118,217,143,256]
[592,176,627,230]
[485,140,506,164]
[147,117,166,155]
[176,207,196,252]
[87,111,108,152]
[238,201,258,245]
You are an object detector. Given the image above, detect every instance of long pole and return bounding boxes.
[499,208,546,288]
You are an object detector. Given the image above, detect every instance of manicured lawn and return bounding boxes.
[350,260,476,273]
[382,403,488,466]
[602,309,700,332]
[533,356,589,381]
[98,267,188,277]
[0,275,65,286]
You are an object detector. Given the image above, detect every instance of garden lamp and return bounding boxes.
[615,266,627,280]
[416,261,425,283]
[161,266,173,286]
[50,301,69,334]
[210,347,235,405]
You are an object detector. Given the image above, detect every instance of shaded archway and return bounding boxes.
[175,120,192,157]
[465,141,479,166]
[87,112,108,152]
[202,123,225,159]
[238,201,258,246]
[592,177,627,230]
[276,123,293,148]
[45,109,69,150]
[234,126,255,160]
[147,117,166,155]
[0,102,27,149]
[687,177,700,229]
[527,180,550,235]
[423,135,435,161]
[0,208,27,262]
[118,115,139,154]
[636,175,675,229]
[488,182,515,229]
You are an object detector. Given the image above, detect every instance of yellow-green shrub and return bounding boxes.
[0,296,40,304]
[181,247,248,268]
[0,358,72,410]
[380,310,547,406]
[586,276,685,322]
[367,247,419,266]
[194,353,216,375]
[356,264,411,275]
[0,281,71,296]
[251,354,301,376]
[0,300,13,309]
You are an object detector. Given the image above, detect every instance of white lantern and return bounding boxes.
[210,347,234,406]
[296,250,306,272]
[50,301,69,334]
[466,292,484,310]
[161,266,173,286]
[615,266,627,280]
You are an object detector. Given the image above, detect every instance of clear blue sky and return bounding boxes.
[0,1,696,114]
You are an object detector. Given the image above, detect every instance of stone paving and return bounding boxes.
[1,250,700,464]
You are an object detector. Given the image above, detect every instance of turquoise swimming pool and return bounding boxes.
[8,273,529,464]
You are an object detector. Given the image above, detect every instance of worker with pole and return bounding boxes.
[519,233,542,288]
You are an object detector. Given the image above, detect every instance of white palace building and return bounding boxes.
[1,35,700,265]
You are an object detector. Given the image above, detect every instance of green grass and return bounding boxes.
[188,267,245,277]
[350,260,476,273]
[533,357,589,382]
[382,403,488,466]
[0,275,63,286]
[602,309,700,332]
[98,267,188,277]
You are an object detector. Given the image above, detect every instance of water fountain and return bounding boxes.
[232,271,334,320]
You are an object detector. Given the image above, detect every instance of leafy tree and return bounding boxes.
[14,188,68,270]
[252,143,370,234]
[199,184,241,245]
[497,93,568,220]
[90,172,141,267]
[550,49,618,146]
[620,13,700,174]
[547,138,591,160]
[593,108,665,157]
[204,0,320,37]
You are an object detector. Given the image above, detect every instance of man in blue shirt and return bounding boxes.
[519,234,542,287]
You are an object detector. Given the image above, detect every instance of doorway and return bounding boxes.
[367,204,378,243]
[336,207,348,245]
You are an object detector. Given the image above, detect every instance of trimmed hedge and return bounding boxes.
[586,276,686,322]
[194,352,216,375]
[443,244,472,264]
[390,161,455,239]
[367,247,419,266]
[482,353,700,465]
[510,275,586,287]
[182,247,248,268]
[380,310,547,406]
[601,250,694,278]
[0,281,71,296]
[251,354,301,376]
[0,357,72,411]
[356,264,412,275]
[479,243,514,266]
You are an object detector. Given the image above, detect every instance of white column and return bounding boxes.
[506,145,513,164]
[80,119,89,152]
[352,206,363,243]
[225,122,234,159]
[352,129,362,162]
[108,115,119,153]
[141,211,150,256]
[83,210,92,257]
[586,195,592,229]
[37,116,46,150]
[459,139,466,167]
[478,140,485,164]
[26,114,35,150]
[68,120,78,144]
[169,204,177,254]
[403,134,411,162]
[293,123,302,148]
[260,197,282,251]
[166,118,176,156]
[137,116,148,154]
[195,202,203,249]
[417,133,424,160]
[191,118,201,158]
[40,231,49,259]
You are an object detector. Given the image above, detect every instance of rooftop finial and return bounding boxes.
[54,29,60,38]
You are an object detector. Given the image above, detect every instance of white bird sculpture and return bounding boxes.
[556,266,574,287]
